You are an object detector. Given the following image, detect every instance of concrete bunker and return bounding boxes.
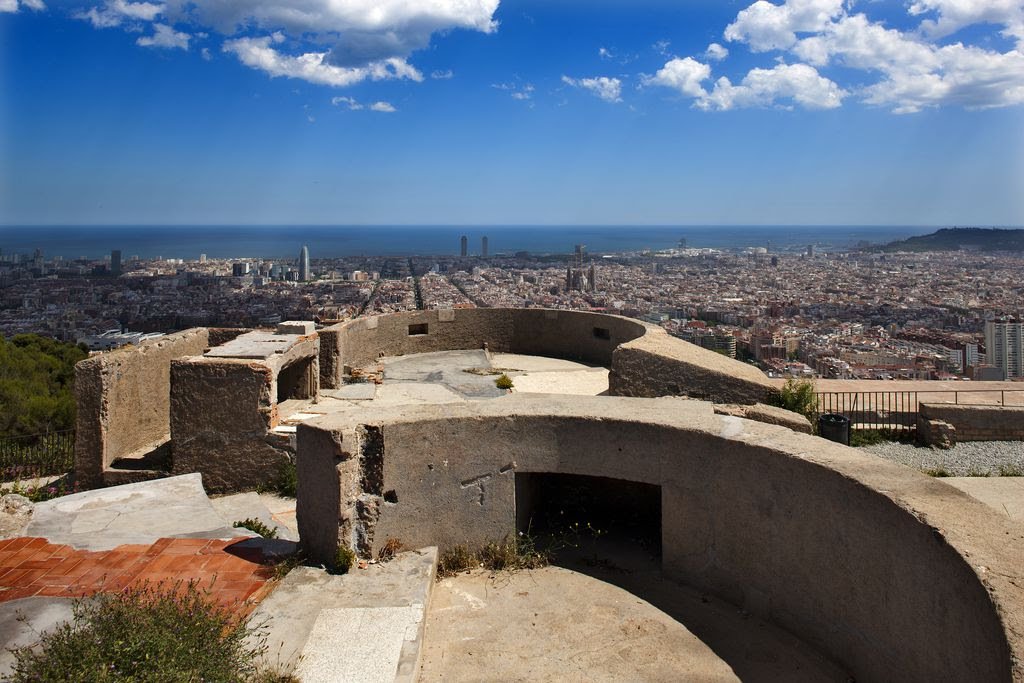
[296,395,1024,683]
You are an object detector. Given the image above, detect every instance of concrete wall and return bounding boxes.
[296,396,1024,683]
[323,309,777,404]
[74,329,211,487]
[920,403,1024,441]
[170,335,318,493]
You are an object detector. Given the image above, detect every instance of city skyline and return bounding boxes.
[2,0,1023,226]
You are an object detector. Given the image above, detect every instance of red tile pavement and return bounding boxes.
[0,537,279,617]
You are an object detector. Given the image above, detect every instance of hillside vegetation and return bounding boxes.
[880,228,1024,252]
[0,334,88,438]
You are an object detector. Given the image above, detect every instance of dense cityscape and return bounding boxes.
[3,237,1023,381]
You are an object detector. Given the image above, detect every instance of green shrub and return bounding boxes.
[494,373,514,390]
[774,378,817,420]
[849,429,890,447]
[0,334,88,439]
[998,464,1023,477]
[233,518,278,539]
[8,580,294,682]
[332,545,356,575]
[275,460,297,498]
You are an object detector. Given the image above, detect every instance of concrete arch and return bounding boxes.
[296,395,1024,683]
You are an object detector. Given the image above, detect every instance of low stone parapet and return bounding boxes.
[919,403,1024,443]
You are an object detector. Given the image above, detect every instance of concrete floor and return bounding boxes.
[422,565,848,683]
[421,534,848,683]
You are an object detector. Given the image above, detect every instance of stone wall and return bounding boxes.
[296,396,1024,683]
[920,403,1024,442]
[322,309,777,405]
[74,329,211,487]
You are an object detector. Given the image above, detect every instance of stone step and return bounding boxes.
[248,547,438,682]
[208,492,297,542]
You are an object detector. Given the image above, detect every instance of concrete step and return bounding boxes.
[248,547,438,682]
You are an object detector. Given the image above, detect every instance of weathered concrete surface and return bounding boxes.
[422,566,848,682]
[610,330,778,405]
[0,494,33,540]
[248,547,437,680]
[921,403,1024,442]
[0,597,75,676]
[297,395,1024,683]
[74,328,212,487]
[714,403,813,433]
[944,477,1024,521]
[209,492,297,541]
[26,474,250,551]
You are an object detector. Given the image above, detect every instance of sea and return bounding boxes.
[0,225,947,260]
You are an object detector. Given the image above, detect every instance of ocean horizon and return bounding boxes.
[0,225,979,260]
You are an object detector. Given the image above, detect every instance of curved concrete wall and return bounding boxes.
[296,396,1024,683]
[321,309,776,404]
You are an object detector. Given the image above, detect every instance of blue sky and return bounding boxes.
[2,0,1023,226]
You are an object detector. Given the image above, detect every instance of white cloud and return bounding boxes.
[492,82,534,100]
[223,36,423,88]
[1,0,45,12]
[705,43,729,61]
[699,62,845,110]
[431,69,454,79]
[76,0,162,27]
[652,39,671,56]
[200,46,212,60]
[137,23,189,49]
[561,75,623,103]
[718,0,1024,112]
[642,57,711,98]
[330,96,396,112]
[909,0,1024,46]
[598,47,613,59]
[725,0,844,51]
[331,96,363,110]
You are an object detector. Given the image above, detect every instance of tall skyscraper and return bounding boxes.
[111,249,122,277]
[460,235,468,257]
[984,320,1024,378]
[481,236,489,258]
[299,245,310,281]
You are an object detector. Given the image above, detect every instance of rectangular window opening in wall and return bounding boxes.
[408,323,429,336]
[593,327,611,340]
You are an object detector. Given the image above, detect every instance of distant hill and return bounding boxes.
[880,228,1024,252]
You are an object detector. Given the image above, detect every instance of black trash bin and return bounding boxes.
[818,413,850,446]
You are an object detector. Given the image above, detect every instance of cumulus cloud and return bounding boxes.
[705,43,729,61]
[137,23,189,49]
[369,101,396,112]
[642,57,711,98]
[699,62,845,110]
[710,0,1024,112]
[725,0,844,51]
[431,69,454,79]
[64,0,499,88]
[223,36,422,88]
[561,75,623,103]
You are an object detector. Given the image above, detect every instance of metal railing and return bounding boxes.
[815,389,1024,432]
[0,430,75,481]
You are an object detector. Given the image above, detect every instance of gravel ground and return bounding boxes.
[861,440,1024,477]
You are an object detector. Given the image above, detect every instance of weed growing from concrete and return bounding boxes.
[233,518,278,539]
[8,579,296,682]
[922,466,952,477]
[331,545,356,575]
[495,373,514,390]
[965,468,991,477]
[437,535,550,578]
[998,464,1023,477]
[376,537,404,563]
